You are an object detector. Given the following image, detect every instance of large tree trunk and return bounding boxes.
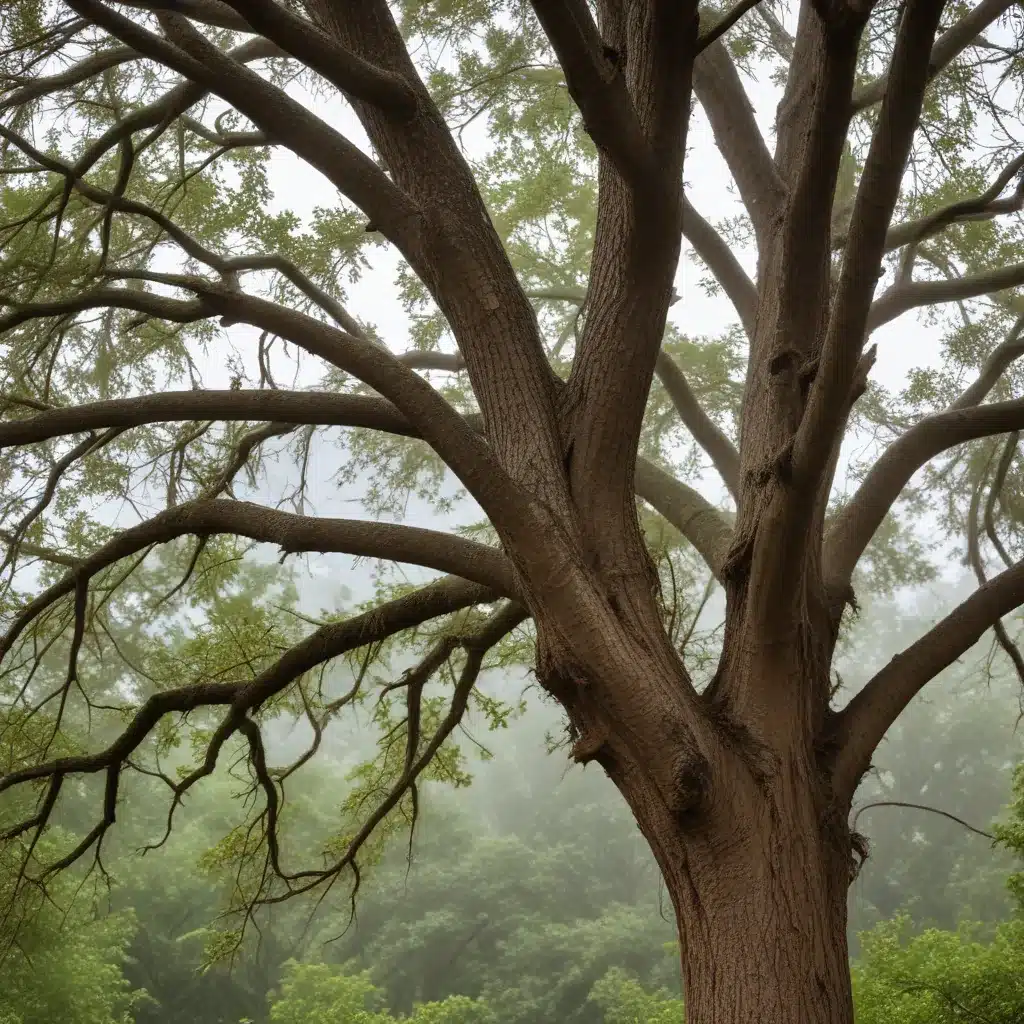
[538,584,856,1024]
[622,733,855,1024]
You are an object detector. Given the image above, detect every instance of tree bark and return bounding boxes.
[536,577,855,1024]
[610,689,854,1024]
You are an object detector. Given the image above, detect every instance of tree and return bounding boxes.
[2,0,1024,1021]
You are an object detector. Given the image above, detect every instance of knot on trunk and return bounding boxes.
[570,721,610,766]
[668,749,711,821]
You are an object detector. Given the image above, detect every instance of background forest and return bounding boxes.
[2,582,1023,1024]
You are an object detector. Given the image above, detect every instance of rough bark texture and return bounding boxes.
[6,1,1024,1022]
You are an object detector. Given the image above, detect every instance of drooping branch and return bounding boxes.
[967,448,1024,689]
[0,500,518,666]
[256,600,527,906]
[851,800,995,840]
[851,0,1018,112]
[0,572,501,875]
[832,558,1024,799]
[824,398,1024,586]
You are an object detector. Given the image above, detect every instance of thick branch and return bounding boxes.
[528,0,656,187]
[0,45,136,110]
[833,558,1024,799]
[217,0,418,116]
[1,280,541,549]
[852,0,1017,112]
[0,389,733,582]
[525,286,742,499]
[0,499,517,668]
[305,0,571,513]
[868,260,1024,332]
[794,0,948,490]
[0,390,421,447]
[114,0,249,30]
[655,351,740,498]
[825,398,1024,586]
[634,459,732,579]
[691,39,785,241]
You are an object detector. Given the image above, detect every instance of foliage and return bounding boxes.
[266,961,495,1024]
[0,833,142,1024]
[587,969,684,1024]
[851,916,1024,1024]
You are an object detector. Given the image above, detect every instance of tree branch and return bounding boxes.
[966,452,1024,689]
[216,0,419,116]
[303,0,572,513]
[0,44,137,111]
[113,0,249,30]
[681,196,759,338]
[0,388,733,582]
[0,573,500,876]
[0,499,517,668]
[2,279,542,550]
[833,558,1024,800]
[63,1,423,250]
[691,38,785,241]
[261,600,526,905]
[880,153,1024,252]
[528,0,656,188]
[851,0,1017,112]
[0,390,422,447]
[868,260,1024,332]
[825,397,1024,586]
[655,351,740,499]
[697,0,766,52]
[851,800,994,840]
[793,0,948,491]
[634,458,732,579]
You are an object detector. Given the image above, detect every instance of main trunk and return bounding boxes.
[605,696,855,1024]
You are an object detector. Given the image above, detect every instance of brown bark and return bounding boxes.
[535,592,856,1024]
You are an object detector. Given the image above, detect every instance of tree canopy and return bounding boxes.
[4,0,1024,1020]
